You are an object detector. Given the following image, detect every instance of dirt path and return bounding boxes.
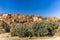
[0,33,60,40]
[0,33,11,40]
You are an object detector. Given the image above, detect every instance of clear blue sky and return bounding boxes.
[0,0,60,17]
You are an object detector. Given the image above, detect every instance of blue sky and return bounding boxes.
[0,0,60,17]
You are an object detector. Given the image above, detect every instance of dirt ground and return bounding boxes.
[0,33,60,40]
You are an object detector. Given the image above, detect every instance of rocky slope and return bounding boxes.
[0,14,60,25]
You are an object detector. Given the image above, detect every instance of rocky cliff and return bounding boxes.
[0,14,60,25]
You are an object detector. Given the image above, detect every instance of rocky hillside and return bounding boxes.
[0,14,60,25]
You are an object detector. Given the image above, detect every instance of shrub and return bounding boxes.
[0,21,10,33]
[47,22,60,36]
[32,21,49,36]
[10,21,60,37]
[32,21,60,36]
[10,23,33,37]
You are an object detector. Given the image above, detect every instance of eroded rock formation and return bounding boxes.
[0,14,59,25]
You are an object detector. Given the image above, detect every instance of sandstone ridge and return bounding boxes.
[0,14,60,24]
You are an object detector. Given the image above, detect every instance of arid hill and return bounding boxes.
[0,14,60,25]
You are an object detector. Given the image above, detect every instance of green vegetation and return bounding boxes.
[10,21,60,37]
[10,23,33,37]
[0,21,10,33]
[32,21,60,36]
[0,20,60,37]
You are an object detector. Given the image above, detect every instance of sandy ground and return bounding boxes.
[0,33,60,40]
[0,33,11,40]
